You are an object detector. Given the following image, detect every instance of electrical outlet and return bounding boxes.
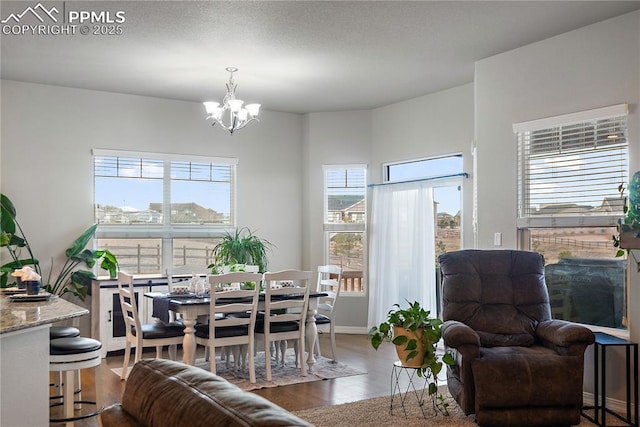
[494,232,502,246]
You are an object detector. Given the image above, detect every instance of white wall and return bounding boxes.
[301,110,372,330]
[0,80,304,280]
[475,10,640,251]
[371,83,475,247]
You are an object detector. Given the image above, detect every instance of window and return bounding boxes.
[384,154,464,263]
[324,165,366,294]
[514,104,629,331]
[93,149,237,274]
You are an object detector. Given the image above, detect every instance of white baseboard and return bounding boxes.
[334,326,369,334]
[582,391,636,418]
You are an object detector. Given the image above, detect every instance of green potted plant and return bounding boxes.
[369,300,455,413]
[1,193,118,299]
[208,227,272,273]
[612,170,640,270]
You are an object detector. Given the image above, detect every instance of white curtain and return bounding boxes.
[367,181,436,329]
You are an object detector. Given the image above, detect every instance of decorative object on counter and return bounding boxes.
[24,280,41,295]
[612,170,640,270]
[12,266,42,295]
[208,227,272,274]
[368,300,455,414]
[1,193,119,299]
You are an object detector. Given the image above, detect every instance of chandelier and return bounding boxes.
[203,67,260,135]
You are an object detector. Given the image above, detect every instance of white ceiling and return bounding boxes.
[2,1,639,113]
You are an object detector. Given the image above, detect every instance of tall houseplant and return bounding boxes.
[1,193,118,299]
[208,227,272,273]
[369,301,455,413]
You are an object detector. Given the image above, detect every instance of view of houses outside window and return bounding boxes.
[515,105,629,330]
[385,155,464,266]
[324,166,366,293]
[93,151,235,274]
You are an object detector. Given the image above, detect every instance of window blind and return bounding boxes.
[323,165,366,226]
[515,105,628,224]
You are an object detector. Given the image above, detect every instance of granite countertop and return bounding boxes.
[0,294,89,334]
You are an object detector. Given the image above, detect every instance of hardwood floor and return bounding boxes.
[49,333,410,426]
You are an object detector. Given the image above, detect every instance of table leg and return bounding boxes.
[181,315,197,365]
[305,308,318,372]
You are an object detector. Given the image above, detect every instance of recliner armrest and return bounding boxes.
[536,319,595,355]
[442,320,481,349]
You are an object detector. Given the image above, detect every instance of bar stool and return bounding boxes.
[50,326,81,339]
[50,326,81,404]
[49,337,103,426]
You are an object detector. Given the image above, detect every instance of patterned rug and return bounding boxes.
[111,349,366,391]
[292,387,598,427]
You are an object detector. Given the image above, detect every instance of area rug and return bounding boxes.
[111,349,366,391]
[293,387,598,427]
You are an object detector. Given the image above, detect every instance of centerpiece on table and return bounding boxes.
[368,300,455,414]
[207,227,272,290]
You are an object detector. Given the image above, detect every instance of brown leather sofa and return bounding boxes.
[439,250,595,427]
[100,358,312,427]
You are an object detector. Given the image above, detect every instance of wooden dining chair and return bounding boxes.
[117,271,185,380]
[194,272,262,383]
[313,264,342,362]
[255,270,312,381]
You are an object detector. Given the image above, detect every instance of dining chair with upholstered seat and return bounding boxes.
[313,264,342,362]
[255,270,312,381]
[194,272,262,383]
[117,271,186,380]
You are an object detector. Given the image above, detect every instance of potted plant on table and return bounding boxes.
[208,227,272,274]
[368,300,455,413]
[613,170,640,270]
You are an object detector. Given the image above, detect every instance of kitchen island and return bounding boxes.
[0,293,89,427]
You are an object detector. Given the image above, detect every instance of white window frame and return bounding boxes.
[514,104,630,337]
[323,164,367,296]
[92,149,238,272]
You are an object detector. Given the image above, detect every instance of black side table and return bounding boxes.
[582,332,638,427]
[390,360,429,418]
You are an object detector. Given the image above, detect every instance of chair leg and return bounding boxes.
[155,346,162,359]
[94,364,102,415]
[209,346,217,375]
[314,333,321,357]
[329,323,337,362]
[299,333,307,377]
[265,340,272,382]
[248,339,256,384]
[240,344,248,370]
[121,341,132,380]
[280,340,288,367]
[168,344,177,360]
[63,370,74,427]
[74,369,82,410]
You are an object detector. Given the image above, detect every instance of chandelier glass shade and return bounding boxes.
[203,67,260,134]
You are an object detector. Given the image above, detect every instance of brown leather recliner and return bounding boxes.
[439,250,595,427]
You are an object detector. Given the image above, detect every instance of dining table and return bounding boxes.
[147,291,328,372]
